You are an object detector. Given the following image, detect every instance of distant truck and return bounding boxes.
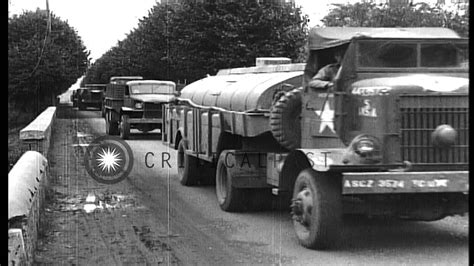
[163,27,469,249]
[74,84,107,110]
[101,76,144,117]
[104,78,177,139]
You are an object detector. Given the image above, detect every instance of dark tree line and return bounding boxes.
[84,1,468,87]
[82,2,309,85]
[9,10,89,116]
[321,2,469,37]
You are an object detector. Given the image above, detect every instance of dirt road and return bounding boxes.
[35,106,469,265]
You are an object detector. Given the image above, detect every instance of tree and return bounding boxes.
[82,2,308,85]
[9,10,89,113]
[321,2,468,37]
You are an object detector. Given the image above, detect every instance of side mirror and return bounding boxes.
[173,91,181,97]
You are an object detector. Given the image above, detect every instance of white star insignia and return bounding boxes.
[315,102,335,134]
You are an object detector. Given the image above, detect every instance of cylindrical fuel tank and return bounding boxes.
[180,64,305,112]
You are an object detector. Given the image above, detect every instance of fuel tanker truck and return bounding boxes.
[162,27,469,249]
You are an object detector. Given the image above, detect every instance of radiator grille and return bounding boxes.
[90,92,102,101]
[144,103,162,118]
[399,95,468,164]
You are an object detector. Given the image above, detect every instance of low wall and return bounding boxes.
[9,106,57,265]
[20,106,56,155]
[8,151,48,265]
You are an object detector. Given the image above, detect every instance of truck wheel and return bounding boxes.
[119,115,130,140]
[215,151,246,212]
[291,169,342,249]
[270,88,302,150]
[177,139,199,186]
[106,112,119,135]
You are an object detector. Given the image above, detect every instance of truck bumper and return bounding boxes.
[128,118,163,124]
[342,171,468,194]
[80,100,102,105]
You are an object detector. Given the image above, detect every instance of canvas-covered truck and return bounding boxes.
[163,27,469,249]
[104,78,177,139]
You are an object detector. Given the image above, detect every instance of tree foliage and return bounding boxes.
[321,2,468,37]
[8,10,89,112]
[83,2,308,85]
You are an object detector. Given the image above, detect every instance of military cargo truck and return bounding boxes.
[104,78,176,139]
[75,84,106,110]
[163,27,469,249]
[101,76,144,117]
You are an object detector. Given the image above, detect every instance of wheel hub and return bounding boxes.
[291,188,313,226]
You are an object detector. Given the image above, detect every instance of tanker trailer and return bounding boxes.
[163,57,306,206]
[164,27,469,250]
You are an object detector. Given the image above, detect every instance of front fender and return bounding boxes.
[278,148,345,191]
[297,148,347,172]
[121,106,142,112]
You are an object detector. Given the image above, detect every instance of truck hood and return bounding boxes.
[130,94,174,103]
[352,74,469,94]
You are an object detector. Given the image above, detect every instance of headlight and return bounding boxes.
[352,135,380,157]
[135,102,143,109]
[343,134,382,165]
[355,139,375,154]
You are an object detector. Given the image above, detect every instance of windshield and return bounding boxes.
[130,84,175,94]
[420,43,468,67]
[358,40,468,69]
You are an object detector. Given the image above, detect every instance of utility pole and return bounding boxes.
[46,0,51,32]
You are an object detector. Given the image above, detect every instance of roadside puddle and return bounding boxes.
[55,190,141,214]
[72,131,94,147]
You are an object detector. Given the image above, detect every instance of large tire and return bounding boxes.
[119,114,130,140]
[106,111,119,135]
[101,103,106,118]
[215,151,247,212]
[291,169,342,249]
[270,88,302,150]
[177,139,200,186]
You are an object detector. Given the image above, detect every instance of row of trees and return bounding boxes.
[8,10,89,116]
[83,1,468,85]
[322,2,468,37]
[82,2,308,85]
[8,1,469,116]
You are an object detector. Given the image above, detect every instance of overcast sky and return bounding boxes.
[9,0,336,62]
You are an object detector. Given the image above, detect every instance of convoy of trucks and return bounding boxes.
[161,27,469,249]
[87,26,468,250]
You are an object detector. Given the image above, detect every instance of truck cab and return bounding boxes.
[287,27,468,248]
